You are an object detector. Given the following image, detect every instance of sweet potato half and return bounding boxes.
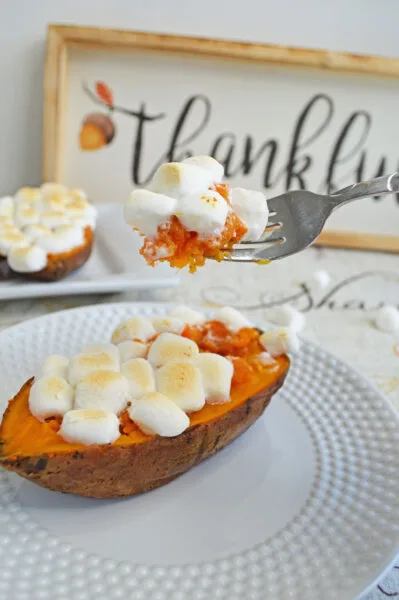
[0,356,289,499]
[0,228,94,282]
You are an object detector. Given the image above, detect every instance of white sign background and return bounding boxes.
[64,47,399,238]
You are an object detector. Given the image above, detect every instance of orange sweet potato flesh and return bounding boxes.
[0,354,289,498]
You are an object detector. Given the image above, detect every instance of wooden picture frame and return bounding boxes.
[43,24,399,253]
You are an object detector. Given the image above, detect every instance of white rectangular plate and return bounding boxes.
[0,204,179,300]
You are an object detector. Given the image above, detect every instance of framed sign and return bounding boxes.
[43,24,399,252]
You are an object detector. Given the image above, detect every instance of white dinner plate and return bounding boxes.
[0,206,179,300]
[0,302,398,600]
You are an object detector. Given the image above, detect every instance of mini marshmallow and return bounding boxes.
[168,306,205,326]
[117,340,147,363]
[36,225,84,253]
[69,188,87,202]
[0,196,14,217]
[374,305,399,333]
[183,156,224,183]
[196,353,233,404]
[29,376,74,421]
[214,306,251,332]
[151,316,185,335]
[44,193,69,212]
[310,269,331,290]
[111,316,156,344]
[0,231,28,256]
[40,183,68,197]
[0,223,19,234]
[7,245,47,273]
[147,332,199,368]
[15,206,40,227]
[176,189,228,235]
[258,352,276,366]
[40,355,69,379]
[231,187,268,241]
[75,370,130,414]
[23,224,52,243]
[59,409,120,445]
[66,202,97,227]
[260,327,300,356]
[124,189,177,236]
[121,358,156,401]
[68,352,120,385]
[40,210,70,228]
[128,392,189,437]
[150,162,215,200]
[156,360,205,412]
[15,187,41,203]
[82,343,120,365]
[269,305,306,333]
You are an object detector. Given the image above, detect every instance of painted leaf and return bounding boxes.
[95,81,113,106]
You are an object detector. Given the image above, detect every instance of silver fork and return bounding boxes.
[223,173,399,262]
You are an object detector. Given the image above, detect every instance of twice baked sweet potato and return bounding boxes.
[0,356,289,498]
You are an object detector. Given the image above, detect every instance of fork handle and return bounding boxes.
[331,172,399,206]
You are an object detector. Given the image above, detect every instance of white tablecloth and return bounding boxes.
[0,245,398,599]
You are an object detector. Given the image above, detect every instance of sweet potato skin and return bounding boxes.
[0,366,288,498]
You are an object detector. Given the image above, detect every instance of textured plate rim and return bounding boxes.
[0,300,399,600]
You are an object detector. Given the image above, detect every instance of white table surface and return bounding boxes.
[0,245,398,599]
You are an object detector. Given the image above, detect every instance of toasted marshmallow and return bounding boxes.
[128,392,189,437]
[0,223,19,234]
[40,183,68,197]
[0,196,14,217]
[183,156,224,183]
[196,353,233,404]
[124,189,177,236]
[8,245,47,273]
[0,216,12,227]
[68,352,120,385]
[147,332,199,368]
[44,193,69,212]
[15,187,41,204]
[231,188,268,241]
[117,340,147,363]
[75,370,129,414]
[40,354,69,379]
[168,306,205,326]
[14,206,40,227]
[69,189,87,202]
[176,189,228,235]
[40,210,70,228]
[269,305,306,333]
[150,162,215,200]
[258,351,276,366]
[59,409,120,445]
[260,327,300,356]
[156,360,205,412]
[69,203,97,229]
[214,306,251,332]
[36,225,84,253]
[82,343,120,365]
[152,316,185,335]
[374,305,399,333]
[29,376,74,421]
[23,224,52,243]
[111,316,156,344]
[0,231,28,256]
[121,358,156,401]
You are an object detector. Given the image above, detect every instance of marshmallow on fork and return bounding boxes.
[196,353,233,404]
[29,376,74,421]
[128,392,189,437]
[147,332,199,368]
[111,316,156,345]
[74,370,130,414]
[183,156,224,183]
[176,189,228,235]
[150,161,219,200]
[59,409,120,445]
[124,189,177,236]
[231,187,268,241]
[156,360,205,412]
[121,358,156,401]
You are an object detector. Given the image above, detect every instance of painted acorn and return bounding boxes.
[79,113,116,151]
